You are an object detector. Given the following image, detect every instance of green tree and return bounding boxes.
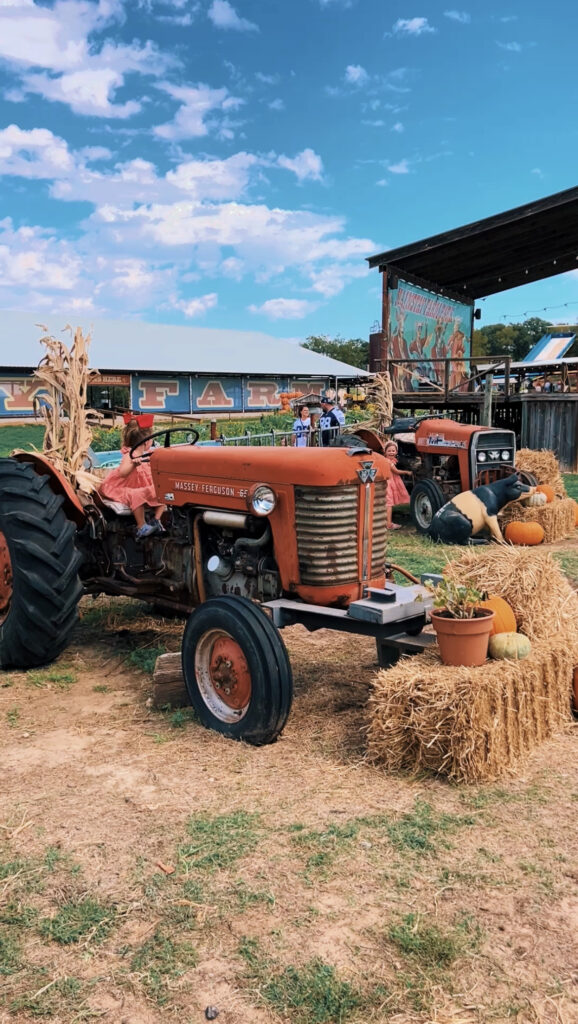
[472,317,551,361]
[301,335,369,370]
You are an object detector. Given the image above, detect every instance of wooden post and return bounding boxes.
[444,358,450,401]
[151,652,188,709]
[481,372,493,426]
[210,419,217,440]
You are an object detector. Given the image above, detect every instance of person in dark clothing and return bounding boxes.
[319,395,345,446]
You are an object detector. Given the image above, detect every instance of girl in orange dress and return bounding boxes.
[99,418,166,538]
[384,440,411,530]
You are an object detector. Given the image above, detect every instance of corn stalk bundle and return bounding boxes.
[32,326,101,493]
[342,371,393,437]
[515,447,567,497]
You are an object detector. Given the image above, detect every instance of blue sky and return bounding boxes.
[0,0,576,344]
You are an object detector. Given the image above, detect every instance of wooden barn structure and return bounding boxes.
[366,186,578,470]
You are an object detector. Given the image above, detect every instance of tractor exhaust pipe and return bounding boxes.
[202,510,249,530]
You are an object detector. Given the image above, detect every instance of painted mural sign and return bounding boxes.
[388,278,473,392]
[132,376,190,413]
[0,376,49,416]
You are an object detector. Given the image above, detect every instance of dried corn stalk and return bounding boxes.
[343,371,393,437]
[32,325,101,492]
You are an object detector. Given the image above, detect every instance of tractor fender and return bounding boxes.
[11,451,86,526]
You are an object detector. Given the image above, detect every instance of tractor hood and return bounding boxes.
[151,444,390,504]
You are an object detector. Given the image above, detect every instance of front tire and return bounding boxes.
[410,479,445,534]
[182,596,293,745]
[0,459,83,669]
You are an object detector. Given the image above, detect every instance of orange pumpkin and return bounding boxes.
[505,521,545,546]
[480,595,517,635]
[536,484,555,503]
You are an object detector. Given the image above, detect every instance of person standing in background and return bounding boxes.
[292,405,311,447]
[319,394,345,446]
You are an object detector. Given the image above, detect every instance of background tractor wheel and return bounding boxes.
[410,479,445,534]
[0,459,83,669]
[182,595,293,745]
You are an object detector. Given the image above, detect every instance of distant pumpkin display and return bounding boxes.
[489,633,531,661]
[504,521,545,546]
[480,595,517,635]
[536,484,555,503]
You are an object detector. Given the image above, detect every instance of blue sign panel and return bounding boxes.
[0,374,50,417]
[192,377,243,413]
[132,375,191,413]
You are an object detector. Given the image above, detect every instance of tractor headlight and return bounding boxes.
[249,484,276,516]
[477,451,487,462]
[501,449,511,461]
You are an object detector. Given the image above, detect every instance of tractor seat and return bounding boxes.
[92,491,133,517]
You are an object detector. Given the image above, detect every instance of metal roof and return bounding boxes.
[0,309,367,378]
[366,186,578,299]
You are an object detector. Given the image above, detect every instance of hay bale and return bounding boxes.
[366,639,573,783]
[498,496,576,543]
[515,448,566,497]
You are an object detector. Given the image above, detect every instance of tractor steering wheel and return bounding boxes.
[129,427,199,462]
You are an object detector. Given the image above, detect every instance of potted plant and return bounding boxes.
[426,579,495,667]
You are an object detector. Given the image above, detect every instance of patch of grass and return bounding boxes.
[26,668,77,690]
[0,902,38,927]
[0,928,23,976]
[563,473,578,500]
[79,598,149,631]
[6,706,20,727]
[179,811,260,872]
[554,549,578,584]
[232,879,275,910]
[168,707,197,728]
[38,897,116,945]
[386,530,457,581]
[361,799,475,855]
[289,821,359,874]
[92,684,110,693]
[10,974,83,1017]
[130,929,198,1005]
[126,644,167,675]
[0,424,45,457]
[388,912,481,969]
[239,938,367,1024]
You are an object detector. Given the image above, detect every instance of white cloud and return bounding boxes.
[268,98,285,111]
[173,292,218,317]
[0,217,80,294]
[376,178,388,187]
[0,124,73,177]
[277,148,323,182]
[497,40,522,52]
[387,158,410,174]
[166,152,263,200]
[0,0,174,116]
[22,67,141,118]
[391,121,404,132]
[309,263,367,298]
[444,10,470,23]
[248,298,317,320]
[531,167,543,177]
[362,119,385,127]
[154,82,243,140]
[255,71,279,84]
[208,0,258,31]
[393,17,435,35]
[344,64,369,86]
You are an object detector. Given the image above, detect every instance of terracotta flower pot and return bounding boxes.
[431,608,495,667]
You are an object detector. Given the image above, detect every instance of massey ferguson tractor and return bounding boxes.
[380,416,532,533]
[0,432,433,745]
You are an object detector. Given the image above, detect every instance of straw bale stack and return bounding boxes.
[498,496,576,543]
[367,640,572,784]
[515,447,567,497]
[367,548,578,783]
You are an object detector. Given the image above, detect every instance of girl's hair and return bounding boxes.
[123,419,150,449]
[384,441,398,453]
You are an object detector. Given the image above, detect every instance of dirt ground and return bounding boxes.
[1,597,577,1024]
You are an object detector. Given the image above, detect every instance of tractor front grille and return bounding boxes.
[295,482,387,585]
[371,481,388,575]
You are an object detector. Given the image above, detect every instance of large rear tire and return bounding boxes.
[410,479,445,534]
[0,459,83,669]
[182,596,293,745]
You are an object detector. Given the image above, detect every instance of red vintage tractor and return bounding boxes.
[0,432,433,744]
[377,416,530,533]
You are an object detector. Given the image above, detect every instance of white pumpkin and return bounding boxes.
[489,633,531,661]
[522,492,547,507]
